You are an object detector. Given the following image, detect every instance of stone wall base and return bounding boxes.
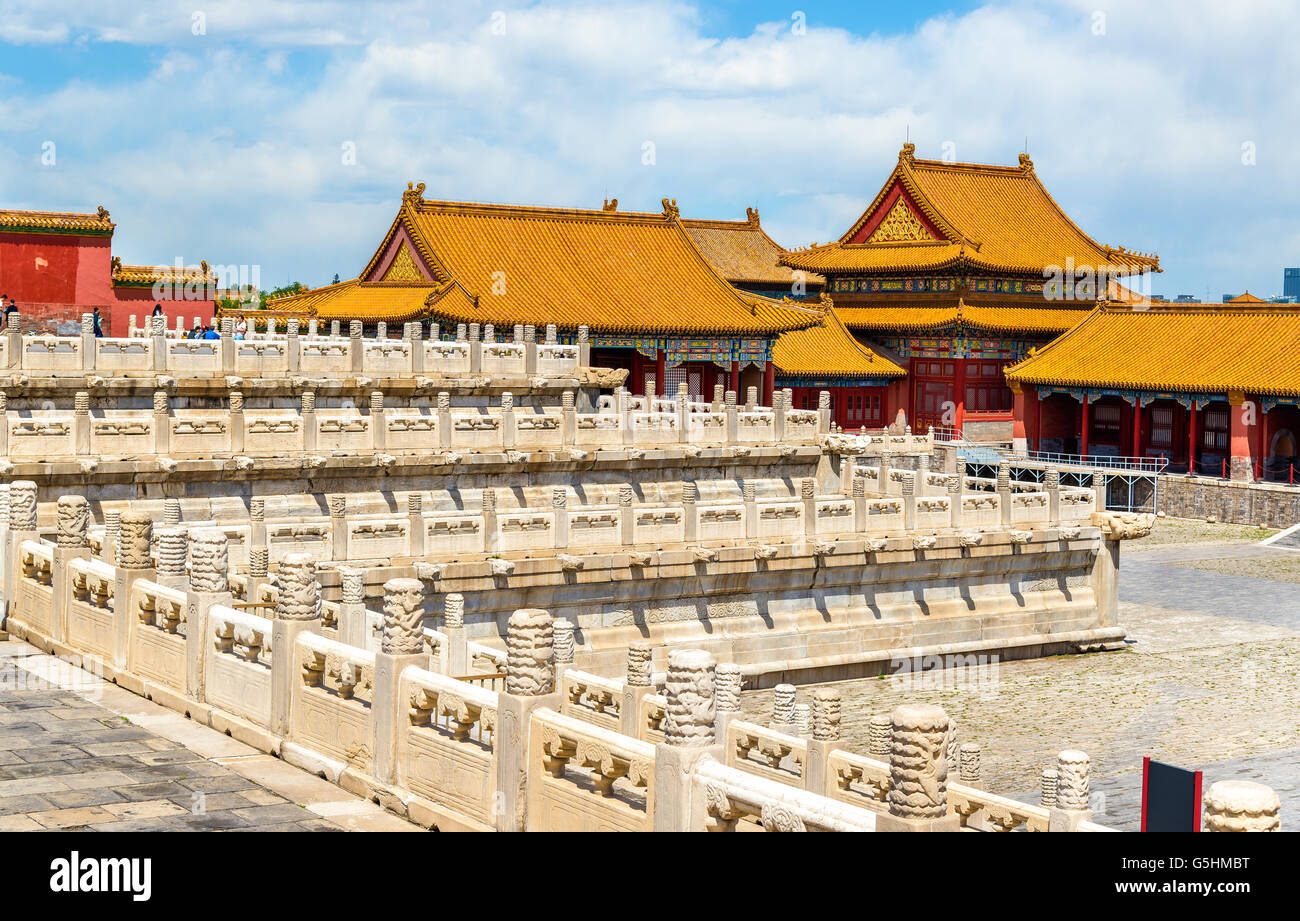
[1158,475,1300,529]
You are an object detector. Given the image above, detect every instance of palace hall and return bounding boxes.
[780,144,1160,439]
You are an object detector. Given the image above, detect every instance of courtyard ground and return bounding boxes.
[742,517,1300,830]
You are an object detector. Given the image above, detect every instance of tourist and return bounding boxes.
[189,322,202,339]
[92,306,103,338]
[203,324,219,340]
[234,317,247,340]
[152,304,163,318]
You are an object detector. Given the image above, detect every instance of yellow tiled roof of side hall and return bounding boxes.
[0,206,115,234]
[772,304,905,379]
[1005,303,1300,397]
[275,189,819,336]
[682,212,825,287]
[782,146,1159,277]
[835,301,1095,335]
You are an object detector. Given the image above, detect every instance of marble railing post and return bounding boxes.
[80,314,97,371]
[0,485,11,611]
[644,375,657,404]
[73,392,91,456]
[375,321,386,339]
[997,462,1013,527]
[248,494,267,565]
[561,391,576,446]
[0,393,7,458]
[745,386,757,413]
[577,325,590,367]
[545,324,557,346]
[804,687,841,796]
[655,648,719,832]
[818,390,831,433]
[482,489,499,554]
[151,315,167,371]
[552,487,569,550]
[113,512,155,670]
[500,392,516,451]
[1045,466,1061,527]
[407,322,424,374]
[958,743,982,788]
[852,476,868,532]
[51,495,91,644]
[185,530,233,699]
[496,608,560,832]
[437,392,452,450]
[336,566,368,649]
[742,481,757,540]
[153,391,170,455]
[468,323,482,374]
[1040,768,1058,807]
[902,472,917,531]
[102,510,120,567]
[349,320,364,373]
[948,474,963,529]
[220,320,235,374]
[769,683,796,732]
[270,552,323,736]
[1203,781,1281,832]
[802,477,818,538]
[552,618,575,687]
[773,389,786,441]
[5,312,21,369]
[441,593,468,675]
[879,452,895,495]
[713,661,742,742]
[154,526,189,591]
[229,391,245,453]
[1048,749,1093,831]
[370,391,386,451]
[163,498,181,526]
[676,383,689,443]
[724,389,738,443]
[307,318,319,338]
[329,496,348,561]
[620,641,654,736]
[619,485,635,546]
[373,577,430,784]
[524,325,538,375]
[877,703,960,832]
[286,319,300,373]
[407,495,425,558]
[682,481,698,543]
[1092,470,1107,511]
[330,320,341,337]
[300,392,317,452]
[711,384,724,413]
[955,457,967,495]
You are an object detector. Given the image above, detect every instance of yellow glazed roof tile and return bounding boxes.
[682,211,825,287]
[0,206,115,235]
[773,305,905,379]
[835,301,1094,335]
[1005,303,1300,397]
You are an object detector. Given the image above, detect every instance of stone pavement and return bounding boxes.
[0,640,420,832]
[742,537,1300,831]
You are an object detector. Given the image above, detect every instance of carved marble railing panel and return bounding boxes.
[6,415,75,458]
[450,411,503,450]
[526,708,654,832]
[633,506,684,545]
[755,501,803,540]
[513,410,564,449]
[637,692,667,744]
[686,411,728,445]
[384,410,438,451]
[784,409,819,442]
[266,522,331,563]
[1010,491,1050,525]
[567,507,622,547]
[697,504,744,541]
[864,498,904,533]
[946,782,1051,832]
[168,412,230,456]
[535,344,578,375]
[725,719,807,785]
[560,669,624,733]
[960,493,1001,526]
[22,336,81,371]
[915,496,952,530]
[496,510,555,552]
[65,556,117,660]
[166,338,222,373]
[815,498,857,536]
[205,605,273,726]
[692,758,876,832]
[628,411,678,445]
[298,336,351,374]
[293,632,375,771]
[425,514,486,555]
[90,412,154,455]
[347,518,409,560]
[735,411,776,443]
[424,341,471,373]
[824,749,892,814]
[1059,489,1096,522]
[467,641,507,673]
[15,539,55,635]
[360,339,412,375]
[573,413,623,446]
[242,412,304,454]
[95,337,153,372]
[234,339,288,375]
[128,579,188,692]
[480,342,526,375]
[315,410,372,452]
[399,667,498,824]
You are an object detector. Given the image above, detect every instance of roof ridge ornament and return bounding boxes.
[1018,152,1034,172]
[96,205,111,222]
[900,142,916,163]
[602,198,618,211]
[746,206,760,226]
[402,181,426,206]
[661,197,680,220]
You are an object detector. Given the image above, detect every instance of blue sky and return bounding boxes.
[1,0,1296,300]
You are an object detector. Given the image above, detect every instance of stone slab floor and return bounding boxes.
[742,524,1300,831]
[0,641,420,832]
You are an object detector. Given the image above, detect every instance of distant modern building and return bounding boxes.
[1284,267,1300,299]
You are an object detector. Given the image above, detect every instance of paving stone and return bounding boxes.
[45,788,127,809]
[231,803,314,824]
[29,805,119,828]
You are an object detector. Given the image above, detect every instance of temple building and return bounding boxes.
[780,144,1160,439]
[681,209,823,299]
[1005,301,1300,481]
[272,185,816,402]
[0,206,215,334]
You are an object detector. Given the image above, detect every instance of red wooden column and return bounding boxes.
[953,359,967,435]
[1228,392,1254,481]
[1131,400,1142,457]
[729,360,740,395]
[1187,402,1199,474]
[762,360,775,406]
[654,349,666,397]
[1032,388,1041,453]
[1010,383,1027,449]
[1080,396,1090,458]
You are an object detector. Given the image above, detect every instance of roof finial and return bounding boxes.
[602,198,618,211]
[402,181,426,205]
[900,141,916,163]
[96,205,110,222]
[661,197,679,220]
[1018,151,1034,172]
[746,206,759,226]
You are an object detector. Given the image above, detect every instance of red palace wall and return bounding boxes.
[107,289,215,339]
[0,231,113,331]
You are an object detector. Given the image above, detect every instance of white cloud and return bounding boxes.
[0,0,1297,297]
